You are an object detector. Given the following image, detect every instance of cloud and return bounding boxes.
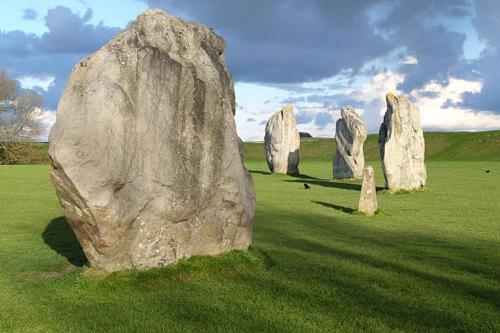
[296,111,314,124]
[459,0,500,114]
[314,112,334,128]
[142,0,390,83]
[402,55,418,65]
[17,75,55,92]
[0,6,120,110]
[35,109,57,141]
[37,6,119,54]
[22,8,38,21]
[411,77,500,131]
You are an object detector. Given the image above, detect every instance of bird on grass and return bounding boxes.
[485,170,491,173]
[304,183,311,189]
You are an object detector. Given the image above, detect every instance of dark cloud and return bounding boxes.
[22,8,38,20]
[37,6,120,54]
[460,0,500,113]
[143,0,390,83]
[0,6,120,109]
[375,0,470,92]
[246,118,255,122]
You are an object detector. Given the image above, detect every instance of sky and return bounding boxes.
[1,0,500,141]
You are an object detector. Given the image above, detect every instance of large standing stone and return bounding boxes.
[379,93,426,191]
[358,166,378,216]
[264,105,300,174]
[333,106,367,179]
[48,9,255,272]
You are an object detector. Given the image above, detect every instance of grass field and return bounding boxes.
[0,133,499,332]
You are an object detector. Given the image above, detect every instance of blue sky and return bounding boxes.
[1,0,500,140]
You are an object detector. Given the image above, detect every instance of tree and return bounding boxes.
[0,70,45,164]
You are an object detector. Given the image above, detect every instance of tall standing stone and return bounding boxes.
[379,93,426,191]
[358,166,378,216]
[264,104,300,174]
[48,9,255,272]
[333,106,367,179]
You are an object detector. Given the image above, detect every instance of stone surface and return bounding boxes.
[358,166,378,216]
[379,93,426,191]
[333,106,367,179]
[48,9,255,272]
[264,104,300,174]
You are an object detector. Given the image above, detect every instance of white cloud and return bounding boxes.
[402,55,418,65]
[411,78,500,131]
[35,109,56,141]
[17,75,55,91]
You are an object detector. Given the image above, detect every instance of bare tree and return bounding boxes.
[0,70,45,164]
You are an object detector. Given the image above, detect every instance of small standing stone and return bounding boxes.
[358,166,378,216]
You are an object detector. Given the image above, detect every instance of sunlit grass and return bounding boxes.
[0,146,499,331]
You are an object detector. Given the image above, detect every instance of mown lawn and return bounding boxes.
[0,157,499,332]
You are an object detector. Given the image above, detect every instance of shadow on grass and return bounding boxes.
[248,170,321,181]
[289,173,320,180]
[286,179,384,191]
[252,213,500,331]
[42,217,88,267]
[312,200,355,214]
[248,169,272,175]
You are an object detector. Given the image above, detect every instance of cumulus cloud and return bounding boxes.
[0,6,120,110]
[17,75,55,92]
[412,78,500,131]
[37,6,119,54]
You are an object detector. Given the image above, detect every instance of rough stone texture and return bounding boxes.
[264,105,300,174]
[358,166,378,216]
[333,106,367,179]
[48,9,255,272]
[379,93,426,191]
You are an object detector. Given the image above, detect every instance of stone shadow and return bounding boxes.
[248,169,272,175]
[42,216,88,267]
[286,179,384,191]
[312,200,355,214]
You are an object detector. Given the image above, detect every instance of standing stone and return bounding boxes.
[48,9,255,272]
[333,106,367,179]
[379,93,426,191]
[264,105,300,174]
[358,166,378,216]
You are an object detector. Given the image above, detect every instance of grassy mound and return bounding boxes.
[245,130,500,161]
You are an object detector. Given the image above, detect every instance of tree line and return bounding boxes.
[0,70,45,164]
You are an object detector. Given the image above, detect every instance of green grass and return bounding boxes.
[0,133,499,332]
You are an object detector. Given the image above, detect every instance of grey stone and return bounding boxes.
[358,166,378,216]
[48,9,255,272]
[379,93,426,191]
[333,106,367,179]
[264,104,300,174]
